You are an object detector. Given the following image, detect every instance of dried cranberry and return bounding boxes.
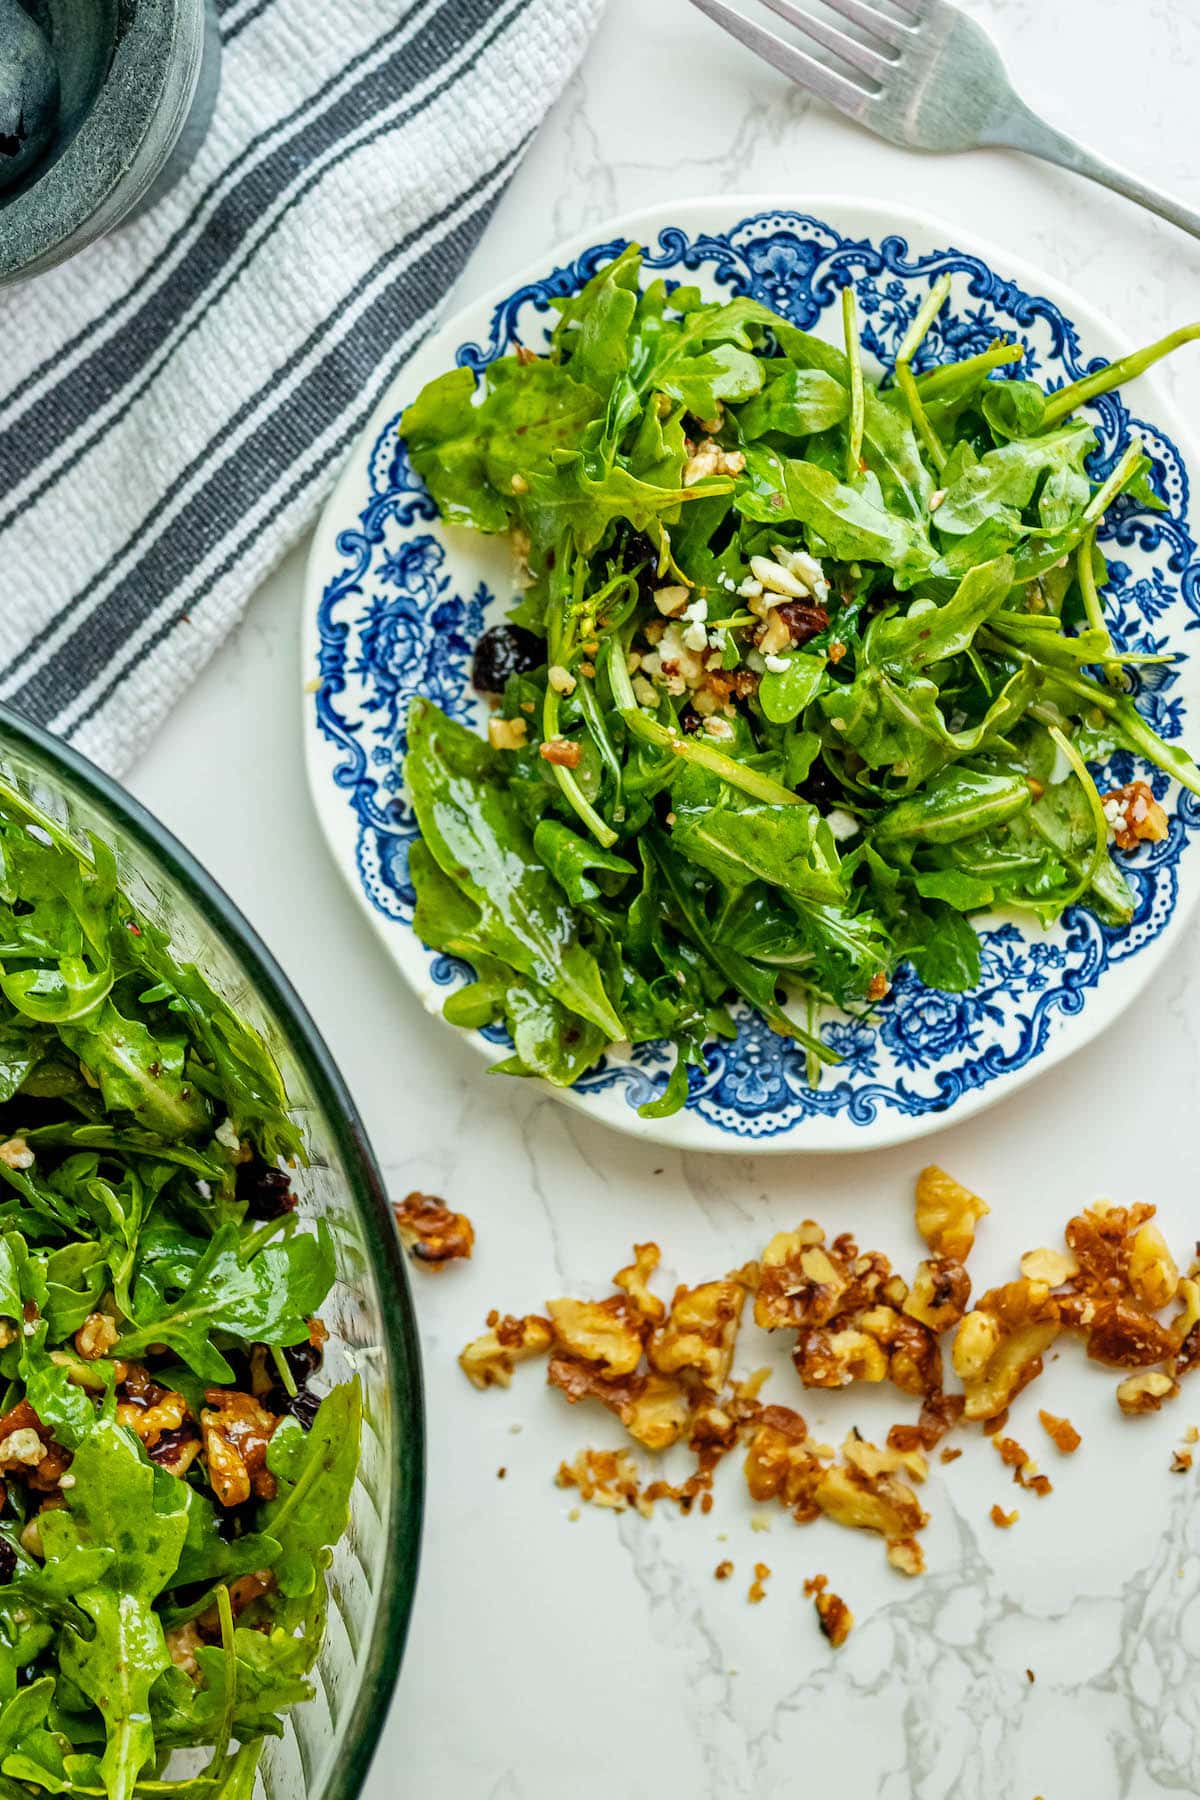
[281,1337,324,1385]
[238,1159,296,1221]
[471,625,541,694]
[0,1540,14,1584]
[774,601,829,646]
[147,1426,196,1466]
[680,708,702,734]
[797,757,843,810]
[273,1386,321,1431]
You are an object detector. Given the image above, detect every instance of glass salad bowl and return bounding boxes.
[0,704,423,1796]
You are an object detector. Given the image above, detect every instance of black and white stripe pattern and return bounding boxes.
[0,0,600,770]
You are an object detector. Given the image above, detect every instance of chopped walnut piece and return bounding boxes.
[459,1313,553,1389]
[743,1405,822,1519]
[1171,1280,1200,1368]
[0,1138,33,1171]
[1019,1248,1078,1288]
[487,715,528,752]
[794,1323,888,1389]
[1127,1223,1179,1311]
[1116,1370,1178,1415]
[1171,1449,1193,1473]
[75,1312,119,1360]
[166,1621,203,1680]
[755,1228,844,1330]
[392,1191,475,1265]
[200,1390,280,1507]
[995,1436,1052,1497]
[748,1561,772,1604]
[547,1296,645,1376]
[814,1587,854,1645]
[815,1435,928,1550]
[991,1504,1019,1528]
[614,1242,666,1325]
[1038,1410,1081,1454]
[1085,1298,1175,1368]
[952,1281,1060,1421]
[648,1279,745,1389]
[715,1559,734,1580]
[539,737,583,769]
[903,1258,971,1334]
[915,1166,990,1262]
[887,1536,925,1577]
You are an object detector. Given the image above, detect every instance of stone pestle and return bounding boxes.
[0,0,59,193]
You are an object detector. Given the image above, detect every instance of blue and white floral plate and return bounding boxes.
[303,197,1200,1153]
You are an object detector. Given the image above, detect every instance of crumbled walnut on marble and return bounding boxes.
[1116,1371,1178,1416]
[459,1313,553,1389]
[613,1242,666,1325]
[648,1278,745,1390]
[990,1504,1019,1529]
[994,1436,1052,1497]
[743,1405,824,1522]
[814,1434,929,1563]
[952,1279,1061,1422]
[748,1561,772,1604]
[814,1585,854,1645]
[392,1191,475,1265]
[556,1447,650,1514]
[1019,1248,1079,1288]
[915,1166,990,1263]
[1038,1410,1081,1455]
[903,1258,971,1334]
[1127,1223,1179,1311]
[547,1296,645,1377]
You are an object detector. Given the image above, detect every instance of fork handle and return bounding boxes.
[984,99,1200,243]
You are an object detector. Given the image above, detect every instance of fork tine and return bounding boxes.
[688,0,877,107]
[756,0,895,80]
[819,0,916,51]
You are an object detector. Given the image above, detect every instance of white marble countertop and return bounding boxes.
[127,1,1200,1794]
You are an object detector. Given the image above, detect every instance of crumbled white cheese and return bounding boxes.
[763,653,791,674]
[826,808,862,842]
[703,717,736,742]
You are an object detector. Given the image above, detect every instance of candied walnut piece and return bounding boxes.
[166,1621,203,1680]
[460,1313,553,1389]
[903,1258,971,1334]
[1127,1223,1179,1311]
[1086,1298,1175,1369]
[995,1436,1052,1497]
[991,1504,1019,1528]
[887,1536,925,1577]
[814,1587,854,1646]
[815,1435,928,1548]
[715,1559,734,1581]
[1102,779,1168,850]
[794,1324,888,1389]
[1038,1410,1081,1454]
[1019,1248,1078,1288]
[75,1312,119,1360]
[539,737,583,769]
[614,1243,666,1325]
[754,1227,841,1330]
[201,1390,280,1505]
[622,1374,692,1452]
[743,1405,822,1518]
[1116,1370,1178,1415]
[548,1296,645,1377]
[952,1280,1060,1421]
[648,1279,745,1389]
[915,1167,990,1262]
[392,1192,474,1266]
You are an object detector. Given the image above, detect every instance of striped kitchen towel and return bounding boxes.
[0,0,602,774]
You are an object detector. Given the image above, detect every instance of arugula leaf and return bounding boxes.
[260,1382,361,1604]
[41,1420,189,1800]
[118,1221,334,1381]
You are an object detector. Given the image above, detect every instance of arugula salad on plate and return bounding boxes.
[400,244,1200,1118]
[0,783,357,1798]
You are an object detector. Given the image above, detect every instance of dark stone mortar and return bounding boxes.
[0,0,221,283]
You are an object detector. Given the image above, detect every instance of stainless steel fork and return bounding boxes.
[689,0,1200,242]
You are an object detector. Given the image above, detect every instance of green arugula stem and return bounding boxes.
[895,272,954,367]
[914,339,1023,396]
[621,709,802,806]
[842,285,865,479]
[542,661,619,850]
[1075,524,1120,689]
[1083,439,1148,525]
[895,362,947,473]
[1043,725,1109,905]
[1042,321,1200,427]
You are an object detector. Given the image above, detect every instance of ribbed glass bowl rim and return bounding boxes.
[0,703,424,1797]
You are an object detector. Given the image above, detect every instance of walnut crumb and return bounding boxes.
[940,1446,962,1464]
[714,1559,734,1581]
[1038,1409,1081,1454]
[1171,1449,1193,1474]
[1026,1668,1035,1684]
[814,1586,854,1647]
[748,1562,772,1604]
[990,1503,1020,1528]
